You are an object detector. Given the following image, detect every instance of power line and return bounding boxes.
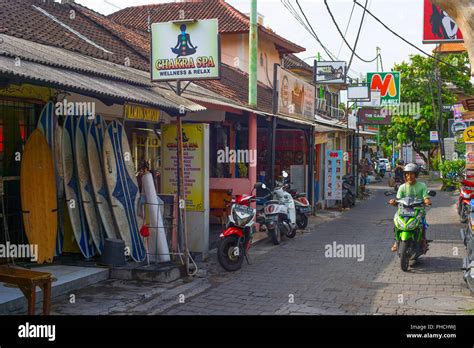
[353,0,470,74]
[281,0,336,61]
[324,0,379,64]
[347,0,369,72]
[337,1,356,59]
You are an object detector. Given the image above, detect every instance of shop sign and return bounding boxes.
[313,61,346,84]
[357,90,381,107]
[315,132,330,145]
[277,66,315,121]
[466,152,474,170]
[430,131,439,142]
[161,123,205,211]
[451,120,467,134]
[357,108,391,125]
[325,150,343,200]
[367,72,400,106]
[423,0,463,44]
[453,104,465,121]
[125,104,161,123]
[0,83,52,102]
[463,126,474,143]
[151,19,220,82]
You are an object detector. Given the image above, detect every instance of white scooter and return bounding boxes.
[263,171,297,245]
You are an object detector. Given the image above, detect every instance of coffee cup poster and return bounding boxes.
[151,19,220,81]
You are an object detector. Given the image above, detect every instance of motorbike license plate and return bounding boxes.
[400,207,415,217]
[299,207,311,213]
[234,204,254,216]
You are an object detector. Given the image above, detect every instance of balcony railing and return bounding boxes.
[315,98,346,120]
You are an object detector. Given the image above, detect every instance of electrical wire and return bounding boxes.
[324,0,380,64]
[281,0,336,61]
[337,1,356,59]
[352,0,470,75]
[347,0,369,72]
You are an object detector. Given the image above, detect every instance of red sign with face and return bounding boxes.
[423,0,463,43]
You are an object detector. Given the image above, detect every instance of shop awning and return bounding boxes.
[314,114,348,130]
[0,34,205,113]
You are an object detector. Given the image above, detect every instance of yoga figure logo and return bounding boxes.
[171,24,198,57]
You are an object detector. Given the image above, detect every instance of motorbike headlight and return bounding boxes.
[463,193,471,199]
[232,208,253,227]
[395,215,405,228]
[406,218,419,230]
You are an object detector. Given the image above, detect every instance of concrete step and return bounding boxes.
[110,262,185,283]
[0,265,109,314]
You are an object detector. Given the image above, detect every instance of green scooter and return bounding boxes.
[392,191,436,271]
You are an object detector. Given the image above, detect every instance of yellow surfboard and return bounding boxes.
[20,129,57,264]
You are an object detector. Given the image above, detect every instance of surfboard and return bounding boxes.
[37,101,64,256]
[75,115,105,254]
[103,121,145,262]
[87,116,118,240]
[62,115,95,259]
[20,130,57,264]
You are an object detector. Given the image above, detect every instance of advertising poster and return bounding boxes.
[151,19,220,81]
[423,0,463,43]
[162,124,205,211]
[367,72,400,106]
[277,66,315,121]
[325,150,343,200]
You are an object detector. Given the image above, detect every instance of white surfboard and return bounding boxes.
[75,115,105,254]
[87,116,118,240]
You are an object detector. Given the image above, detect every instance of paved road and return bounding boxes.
[51,178,473,315]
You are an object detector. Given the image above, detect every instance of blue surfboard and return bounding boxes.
[103,121,145,262]
[62,115,95,259]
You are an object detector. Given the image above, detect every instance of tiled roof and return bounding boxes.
[108,0,305,54]
[282,54,312,72]
[0,0,149,70]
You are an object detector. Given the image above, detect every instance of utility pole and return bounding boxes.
[249,0,257,107]
[376,47,381,157]
[435,60,445,160]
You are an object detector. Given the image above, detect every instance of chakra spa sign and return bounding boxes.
[151,19,220,82]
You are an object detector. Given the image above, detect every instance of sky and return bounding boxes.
[75,0,438,80]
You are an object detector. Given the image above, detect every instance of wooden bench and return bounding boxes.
[0,266,52,315]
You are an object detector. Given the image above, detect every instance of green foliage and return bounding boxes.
[379,53,473,164]
[430,156,440,171]
[439,159,465,187]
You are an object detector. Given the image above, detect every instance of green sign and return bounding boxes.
[367,72,400,105]
[151,19,220,82]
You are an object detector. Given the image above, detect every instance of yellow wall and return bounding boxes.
[221,33,281,88]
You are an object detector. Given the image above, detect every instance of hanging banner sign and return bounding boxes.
[277,65,315,121]
[423,0,463,43]
[463,126,474,143]
[313,61,346,84]
[367,72,400,106]
[325,150,343,200]
[357,108,391,125]
[151,19,220,82]
[162,123,205,211]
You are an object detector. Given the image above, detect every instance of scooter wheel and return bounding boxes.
[286,226,297,238]
[460,204,469,223]
[296,214,308,229]
[217,236,244,272]
[269,226,281,245]
[399,240,411,272]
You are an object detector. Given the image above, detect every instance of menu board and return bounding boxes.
[325,150,343,200]
[161,124,205,211]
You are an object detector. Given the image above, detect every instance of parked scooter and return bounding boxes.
[390,191,436,271]
[217,182,268,271]
[282,174,311,229]
[342,174,356,208]
[460,199,474,293]
[457,180,474,223]
[263,171,297,245]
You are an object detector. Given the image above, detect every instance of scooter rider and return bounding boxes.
[388,163,431,252]
[394,160,405,183]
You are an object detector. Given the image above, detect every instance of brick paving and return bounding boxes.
[50,178,473,315]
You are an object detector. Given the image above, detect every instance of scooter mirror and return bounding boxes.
[261,183,267,190]
[428,190,436,197]
[254,182,264,189]
[282,171,289,178]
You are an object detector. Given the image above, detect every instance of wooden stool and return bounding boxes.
[0,266,53,315]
